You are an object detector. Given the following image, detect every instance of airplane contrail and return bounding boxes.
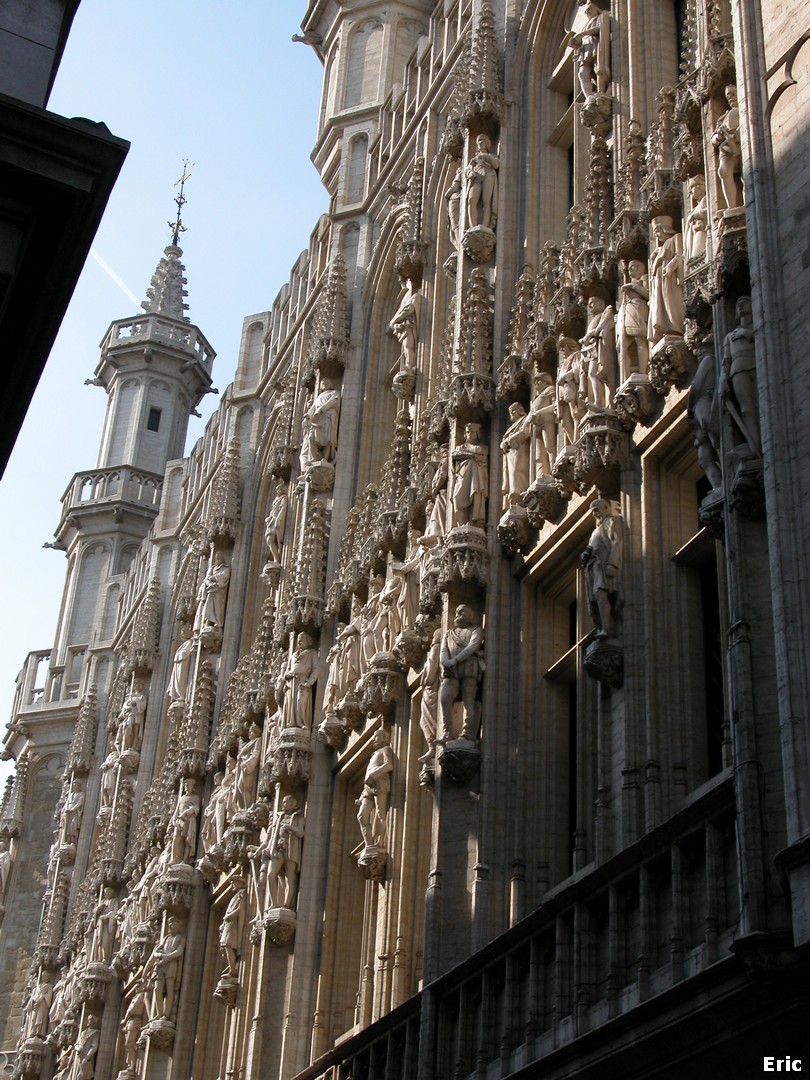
[90,248,141,307]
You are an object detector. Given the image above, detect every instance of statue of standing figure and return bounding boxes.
[465,134,499,230]
[647,215,685,346]
[720,296,760,456]
[300,378,341,469]
[143,916,186,1020]
[279,635,318,731]
[687,342,723,489]
[579,295,616,409]
[451,423,489,528]
[711,85,743,211]
[193,557,231,633]
[617,260,650,378]
[389,283,422,373]
[556,337,585,445]
[115,680,146,754]
[167,623,195,704]
[262,796,305,910]
[264,481,289,564]
[439,605,485,741]
[169,779,201,865]
[581,499,623,639]
[218,886,246,978]
[500,403,533,508]
[529,373,558,476]
[571,0,611,97]
[684,175,708,262]
[59,778,84,847]
[356,729,395,850]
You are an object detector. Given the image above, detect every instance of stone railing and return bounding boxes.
[293,777,737,1080]
[59,465,164,520]
[102,313,215,366]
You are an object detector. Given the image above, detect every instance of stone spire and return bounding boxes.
[141,243,190,321]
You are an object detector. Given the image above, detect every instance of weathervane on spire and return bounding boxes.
[169,159,194,246]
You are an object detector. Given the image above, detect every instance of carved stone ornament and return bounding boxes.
[318,714,349,750]
[141,1017,175,1051]
[497,506,532,555]
[649,335,696,395]
[584,637,624,688]
[263,906,297,947]
[699,488,726,541]
[521,475,565,528]
[337,692,364,732]
[438,525,489,590]
[729,457,765,520]
[359,656,404,718]
[301,460,335,493]
[462,225,497,264]
[392,628,427,671]
[78,962,113,1008]
[580,92,612,131]
[392,370,416,402]
[16,1037,46,1079]
[448,373,495,420]
[213,973,239,1007]
[552,445,580,500]
[158,862,196,914]
[271,728,313,783]
[357,847,389,882]
[438,738,481,784]
[574,411,629,491]
[613,373,660,429]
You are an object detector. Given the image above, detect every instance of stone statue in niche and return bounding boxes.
[581,499,623,639]
[261,796,304,909]
[200,769,231,853]
[529,373,558,476]
[687,342,723,489]
[115,680,147,755]
[419,629,442,762]
[445,167,462,247]
[59,778,84,848]
[375,572,403,652]
[356,728,395,850]
[23,975,52,1039]
[556,336,585,446]
[711,85,743,211]
[571,0,610,97]
[617,260,650,378]
[684,175,708,262]
[439,604,484,741]
[451,423,489,528]
[389,283,422,373]
[465,134,499,231]
[0,840,10,907]
[193,557,231,633]
[579,296,616,409]
[360,576,386,668]
[391,528,422,633]
[143,916,185,1020]
[167,623,194,704]
[90,887,118,964]
[168,778,200,865]
[279,634,318,730]
[99,750,118,810]
[218,885,245,978]
[121,979,148,1073]
[233,723,262,808]
[424,447,449,540]
[70,1015,99,1078]
[647,215,685,345]
[300,377,341,469]
[720,296,760,456]
[337,597,363,696]
[500,403,533,507]
[322,631,345,716]
[264,481,289,565]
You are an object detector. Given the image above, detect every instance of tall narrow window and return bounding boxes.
[147,407,162,432]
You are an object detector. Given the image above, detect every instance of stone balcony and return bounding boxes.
[101,312,214,367]
[56,465,164,538]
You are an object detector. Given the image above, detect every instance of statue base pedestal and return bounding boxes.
[141,1018,175,1051]
[584,637,624,689]
[116,1069,139,1080]
[260,561,282,588]
[498,505,532,555]
[214,973,239,1007]
[393,629,427,670]
[264,906,297,946]
[118,748,140,772]
[318,715,349,750]
[337,693,364,731]
[649,335,695,394]
[730,453,765,520]
[699,487,725,540]
[303,460,335,492]
[523,475,565,528]
[17,1037,45,1079]
[461,225,496,263]
[198,624,223,653]
[614,373,660,429]
[357,845,389,882]
[438,738,480,783]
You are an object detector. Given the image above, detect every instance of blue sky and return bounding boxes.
[0,3,328,779]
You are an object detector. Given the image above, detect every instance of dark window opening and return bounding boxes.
[568,681,578,874]
[147,407,161,432]
[701,561,725,775]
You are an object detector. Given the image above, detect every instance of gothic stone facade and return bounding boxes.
[2,1,810,1078]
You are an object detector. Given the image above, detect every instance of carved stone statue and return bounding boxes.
[59,778,84,847]
[647,215,685,345]
[687,342,723,489]
[264,481,289,564]
[617,260,650,378]
[579,295,616,409]
[361,576,386,668]
[70,1015,99,1079]
[451,423,489,528]
[219,886,245,977]
[439,605,484,741]
[356,729,395,849]
[711,85,742,211]
[572,1,611,97]
[90,887,118,964]
[336,597,363,697]
[389,284,421,372]
[0,840,11,905]
[280,635,318,730]
[193,557,231,632]
[684,175,708,262]
[168,779,200,865]
[144,916,186,1020]
[121,980,148,1073]
[556,336,584,445]
[391,529,422,633]
[99,750,118,810]
[720,296,760,456]
[465,134,499,230]
[581,499,623,638]
[263,796,305,909]
[529,373,558,475]
[24,975,52,1039]
[445,167,462,247]
[200,769,230,853]
[115,681,146,753]
[419,629,442,761]
[300,377,341,469]
[233,723,262,809]
[167,624,194,703]
[500,403,532,507]
[424,448,449,540]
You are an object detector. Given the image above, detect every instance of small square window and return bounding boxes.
[147,407,161,432]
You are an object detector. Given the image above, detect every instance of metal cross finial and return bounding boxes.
[169,159,194,246]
